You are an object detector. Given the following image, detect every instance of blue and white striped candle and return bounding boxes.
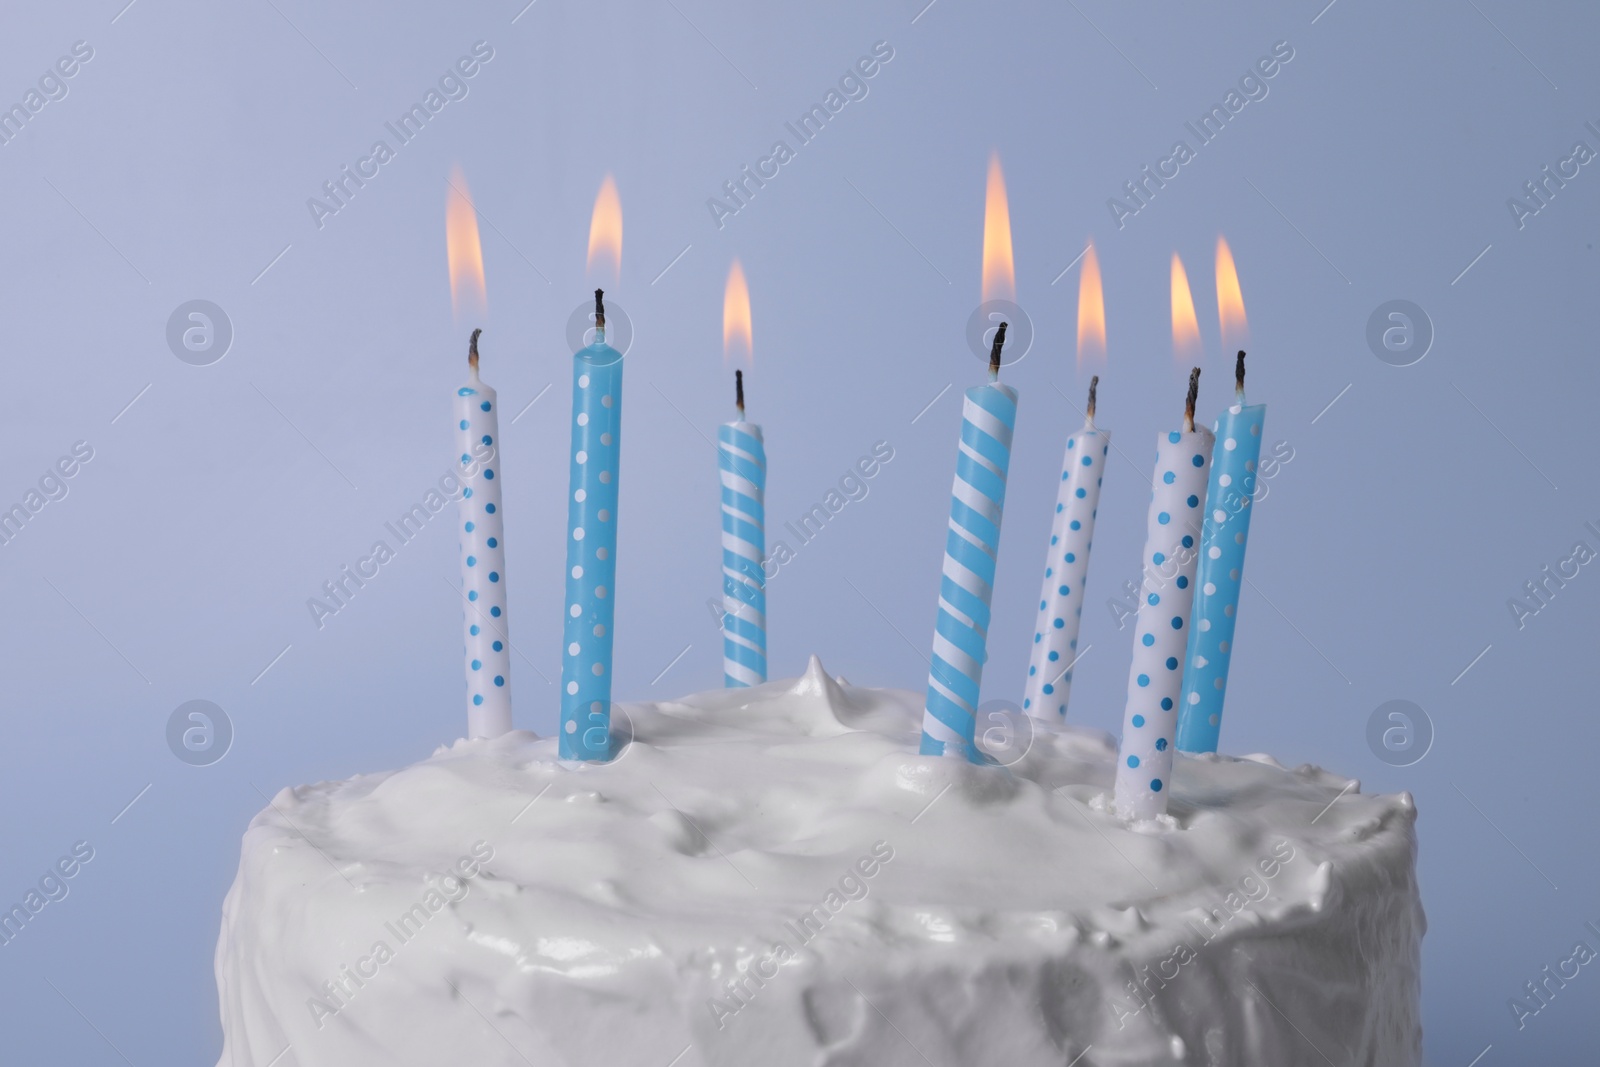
[456,330,513,739]
[1113,369,1213,820]
[720,370,767,687]
[1177,352,1265,753]
[1022,377,1107,721]
[560,290,624,761]
[920,325,1018,762]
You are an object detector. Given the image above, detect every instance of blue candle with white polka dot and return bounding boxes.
[560,290,624,761]
[1177,353,1265,753]
[456,330,512,739]
[1022,377,1107,721]
[920,325,1017,762]
[1114,370,1213,820]
[720,370,767,687]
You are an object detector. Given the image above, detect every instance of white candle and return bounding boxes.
[1022,377,1107,721]
[1114,369,1213,820]
[456,330,512,739]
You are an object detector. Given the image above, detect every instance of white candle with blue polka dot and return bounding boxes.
[1022,377,1107,721]
[920,325,1017,761]
[560,290,624,761]
[1114,369,1213,820]
[1177,352,1265,753]
[456,330,512,739]
[721,370,767,687]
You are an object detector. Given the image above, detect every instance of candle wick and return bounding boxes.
[1086,374,1098,428]
[735,368,745,417]
[988,322,1008,382]
[1235,349,1246,400]
[468,327,482,373]
[1183,366,1200,432]
[593,288,606,338]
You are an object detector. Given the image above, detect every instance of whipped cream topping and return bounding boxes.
[215,656,1422,1067]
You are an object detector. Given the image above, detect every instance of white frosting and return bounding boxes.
[215,657,1422,1066]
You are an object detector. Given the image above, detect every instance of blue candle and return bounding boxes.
[1176,352,1265,753]
[920,326,1017,761]
[720,370,767,687]
[560,290,624,761]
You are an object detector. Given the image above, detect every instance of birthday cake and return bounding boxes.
[214,659,1422,1066]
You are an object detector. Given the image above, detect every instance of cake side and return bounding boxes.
[214,659,1422,1067]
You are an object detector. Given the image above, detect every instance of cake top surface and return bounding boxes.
[250,657,1415,970]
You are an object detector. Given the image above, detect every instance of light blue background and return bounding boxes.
[0,1,1594,1062]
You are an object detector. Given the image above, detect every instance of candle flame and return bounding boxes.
[1215,236,1249,348]
[586,174,623,281]
[980,152,1015,304]
[1076,240,1105,368]
[1170,252,1201,364]
[723,259,753,366]
[445,165,487,322]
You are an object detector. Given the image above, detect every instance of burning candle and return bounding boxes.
[1178,239,1264,753]
[1113,256,1214,819]
[560,178,624,761]
[446,172,512,740]
[920,157,1019,762]
[719,262,767,687]
[921,329,1017,759]
[1022,242,1108,721]
[1113,369,1212,818]
[455,331,513,738]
